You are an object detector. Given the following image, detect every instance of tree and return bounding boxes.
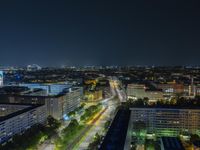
[88,133,102,150]
[133,121,146,144]
[143,97,149,105]
[190,134,200,143]
[81,103,86,108]
[104,120,111,130]
[94,133,101,141]
[170,97,177,105]
[70,119,79,127]
[80,104,102,122]
[133,121,146,133]
[133,99,145,106]
[47,116,61,129]
[68,111,76,117]
[157,100,165,106]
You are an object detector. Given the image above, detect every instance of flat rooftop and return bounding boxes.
[0,104,30,117]
[130,105,200,110]
[161,137,184,150]
[0,86,81,98]
[0,86,29,94]
[99,109,130,150]
[0,103,44,122]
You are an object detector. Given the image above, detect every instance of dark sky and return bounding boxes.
[0,0,200,66]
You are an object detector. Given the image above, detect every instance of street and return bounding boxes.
[75,97,119,150]
[38,78,124,150]
[73,78,123,150]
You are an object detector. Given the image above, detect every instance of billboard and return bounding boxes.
[0,71,3,86]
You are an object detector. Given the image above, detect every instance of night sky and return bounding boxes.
[0,0,200,66]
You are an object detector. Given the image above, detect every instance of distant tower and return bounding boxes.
[27,64,42,71]
[191,76,194,85]
[0,71,3,86]
[189,76,195,97]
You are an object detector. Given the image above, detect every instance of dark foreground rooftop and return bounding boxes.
[160,137,185,150]
[99,108,130,150]
[0,103,44,122]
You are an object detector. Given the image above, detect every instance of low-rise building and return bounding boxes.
[84,90,103,101]
[194,85,200,96]
[127,84,163,102]
[155,83,185,94]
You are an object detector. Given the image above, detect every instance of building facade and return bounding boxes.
[0,86,83,120]
[127,84,163,102]
[129,107,200,137]
[0,104,47,144]
[45,87,83,119]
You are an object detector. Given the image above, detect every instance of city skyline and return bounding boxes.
[1,1,200,150]
[0,0,200,66]
[0,65,200,149]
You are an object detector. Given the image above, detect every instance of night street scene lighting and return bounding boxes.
[0,0,200,150]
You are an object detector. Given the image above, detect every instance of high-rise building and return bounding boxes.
[0,71,3,86]
[27,64,42,71]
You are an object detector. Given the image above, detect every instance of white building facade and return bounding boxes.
[0,104,47,144]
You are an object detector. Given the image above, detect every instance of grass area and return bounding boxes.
[88,133,102,150]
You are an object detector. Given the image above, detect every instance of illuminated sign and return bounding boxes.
[63,114,70,121]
